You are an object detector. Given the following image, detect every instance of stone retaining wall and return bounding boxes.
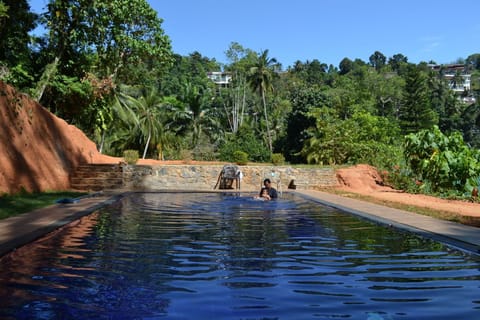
[122,165,338,192]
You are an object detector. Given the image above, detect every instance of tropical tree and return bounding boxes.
[116,87,167,159]
[460,103,480,148]
[247,49,279,152]
[42,0,172,81]
[338,57,353,75]
[178,81,217,149]
[0,0,37,89]
[289,59,327,84]
[399,64,438,134]
[218,125,270,163]
[369,51,387,71]
[37,0,173,136]
[160,52,219,97]
[223,42,256,134]
[302,108,401,166]
[429,75,462,133]
[0,0,36,64]
[466,53,480,71]
[388,53,408,73]
[362,68,404,118]
[280,83,324,163]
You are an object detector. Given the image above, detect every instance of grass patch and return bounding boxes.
[0,191,88,220]
[319,188,480,228]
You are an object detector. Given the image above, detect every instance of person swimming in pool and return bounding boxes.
[254,187,271,201]
[259,178,278,199]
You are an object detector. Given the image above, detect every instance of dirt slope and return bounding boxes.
[335,164,480,218]
[0,81,117,193]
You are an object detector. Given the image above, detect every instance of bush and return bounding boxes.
[180,149,193,163]
[233,150,249,165]
[404,126,480,194]
[218,126,271,163]
[271,153,285,165]
[381,164,418,192]
[123,150,139,164]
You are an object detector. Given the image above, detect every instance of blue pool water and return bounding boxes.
[0,192,479,320]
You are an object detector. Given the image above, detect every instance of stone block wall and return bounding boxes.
[122,165,338,192]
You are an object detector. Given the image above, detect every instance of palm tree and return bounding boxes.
[181,82,207,148]
[176,81,220,150]
[116,87,166,159]
[247,49,278,152]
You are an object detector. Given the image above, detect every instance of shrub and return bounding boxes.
[180,149,193,163]
[404,126,480,194]
[218,126,270,162]
[271,153,285,165]
[233,150,249,165]
[123,150,139,164]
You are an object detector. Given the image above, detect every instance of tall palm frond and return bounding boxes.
[247,49,278,152]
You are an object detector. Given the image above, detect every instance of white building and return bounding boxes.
[430,64,471,92]
[207,72,232,87]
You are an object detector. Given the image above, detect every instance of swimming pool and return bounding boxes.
[0,192,479,319]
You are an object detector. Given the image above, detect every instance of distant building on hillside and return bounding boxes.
[207,72,232,87]
[429,64,471,92]
[429,63,475,104]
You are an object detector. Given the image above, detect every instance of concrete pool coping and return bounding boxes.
[0,192,124,257]
[0,190,479,258]
[296,190,480,255]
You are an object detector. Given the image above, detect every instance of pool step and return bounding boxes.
[70,164,124,191]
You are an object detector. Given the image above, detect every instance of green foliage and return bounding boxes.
[399,64,438,134]
[44,0,172,80]
[404,125,480,194]
[179,149,193,163]
[289,59,328,84]
[160,52,220,97]
[123,149,139,164]
[271,153,285,165]
[369,51,387,71]
[302,109,402,166]
[178,80,217,148]
[0,0,38,91]
[247,49,279,151]
[219,126,270,163]
[233,150,249,165]
[41,74,93,123]
[381,164,418,192]
[0,63,34,90]
[115,86,172,159]
[280,84,324,163]
[0,0,37,68]
[0,2,8,18]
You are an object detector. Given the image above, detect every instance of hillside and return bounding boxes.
[0,81,116,193]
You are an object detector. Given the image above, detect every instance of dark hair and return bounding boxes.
[264,178,271,184]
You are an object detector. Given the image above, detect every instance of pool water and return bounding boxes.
[0,192,479,319]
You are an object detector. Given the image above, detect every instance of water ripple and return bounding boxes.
[0,192,479,319]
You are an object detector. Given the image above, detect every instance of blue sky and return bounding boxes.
[28,0,480,69]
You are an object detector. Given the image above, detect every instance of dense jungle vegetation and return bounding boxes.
[2,0,480,198]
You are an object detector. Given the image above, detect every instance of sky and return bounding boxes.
[28,0,480,69]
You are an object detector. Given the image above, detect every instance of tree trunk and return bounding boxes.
[142,132,151,159]
[262,89,272,152]
[35,57,59,102]
[98,130,106,154]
